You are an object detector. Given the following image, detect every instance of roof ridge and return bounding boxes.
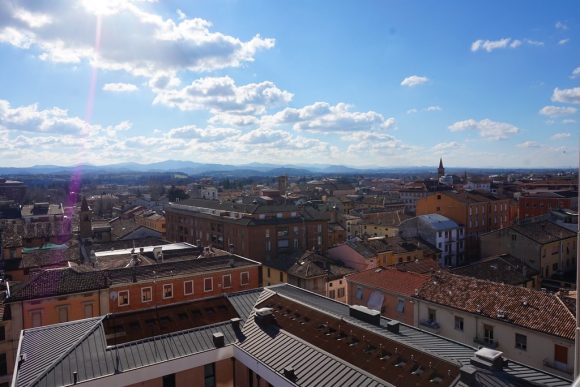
[27,316,106,387]
[555,292,576,320]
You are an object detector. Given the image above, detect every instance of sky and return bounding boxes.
[0,0,578,169]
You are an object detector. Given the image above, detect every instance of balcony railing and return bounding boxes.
[419,319,440,333]
[473,337,499,349]
[543,359,573,376]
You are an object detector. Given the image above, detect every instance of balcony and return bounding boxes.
[543,359,573,376]
[473,337,499,349]
[419,319,440,333]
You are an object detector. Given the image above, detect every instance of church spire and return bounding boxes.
[437,158,445,178]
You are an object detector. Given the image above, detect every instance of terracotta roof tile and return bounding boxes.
[415,272,575,340]
[347,267,430,297]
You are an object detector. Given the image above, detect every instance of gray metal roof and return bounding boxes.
[417,214,460,231]
[236,310,390,387]
[227,288,265,323]
[15,317,239,387]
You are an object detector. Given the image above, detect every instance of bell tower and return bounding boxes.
[79,196,92,239]
[437,158,445,179]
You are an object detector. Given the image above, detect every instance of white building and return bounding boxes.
[413,272,575,379]
[399,213,465,267]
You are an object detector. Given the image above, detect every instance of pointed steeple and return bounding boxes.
[438,158,444,169]
[437,158,445,178]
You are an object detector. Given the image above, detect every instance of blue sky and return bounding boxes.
[0,0,578,168]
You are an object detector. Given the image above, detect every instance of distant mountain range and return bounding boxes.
[0,160,572,177]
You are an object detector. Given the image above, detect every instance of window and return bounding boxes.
[279,271,283,282]
[396,298,405,313]
[511,234,517,241]
[204,278,213,292]
[329,290,336,299]
[338,288,345,298]
[515,333,527,351]
[223,274,232,288]
[0,327,5,342]
[184,280,194,295]
[267,267,271,277]
[163,284,173,299]
[555,344,568,365]
[317,224,322,233]
[241,272,249,285]
[163,374,176,387]
[428,308,436,322]
[277,212,283,218]
[355,286,364,300]
[31,311,42,328]
[454,316,464,331]
[484,324,494,344]
[118,290,129,306]
[142,287,153,302]
[0,353,6,376]
[58,306,68,323]
[204,363,216,387]
[84,303,94,318]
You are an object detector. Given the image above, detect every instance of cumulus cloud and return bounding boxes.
[539,105,577,116]
[400,75,429,87]
[448,118,519,140]
[559,38,570,45]
[432,142,462,152]
[470,38,542,52]
[552,87,580,104]
[153,76,293,116]
[102,82,139,92]
[166,125,240,142]
[265,102,396,133]
[0,1,274,79]
[556,21,568,30]
[344,132,406,154]
[0,98,115,135]
[551,132,571,140]
[425,105,442,112]
[572,67,580,78]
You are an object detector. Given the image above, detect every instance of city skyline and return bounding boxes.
[0,0,579,168]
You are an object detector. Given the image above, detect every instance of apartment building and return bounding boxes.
[413,272,575,378]
[165,198,328,262]
[416,191,512,259]
[517,191,577,221]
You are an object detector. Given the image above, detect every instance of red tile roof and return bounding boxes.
[415,272,576,340]
[346,267,429,297]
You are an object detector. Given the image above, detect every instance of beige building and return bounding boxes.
[413,272,575,378]
[480,220,576,279]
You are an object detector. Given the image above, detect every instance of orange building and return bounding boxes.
[416,191,512,259]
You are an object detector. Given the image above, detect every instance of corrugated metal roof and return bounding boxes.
[227,288,264,323]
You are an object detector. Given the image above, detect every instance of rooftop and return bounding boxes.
[287,251,355,280]
[347,267,430,297]
[450,254,539,286]
[510,220,576,244]
[415,272,576,341]
[12,285,572,387]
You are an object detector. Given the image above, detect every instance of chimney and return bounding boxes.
[73,371,78,384]
[349,305,380,326]
[212,332,225,348]
[387,320,400,334]
[459,365,477,385]
[230,317,241,330]
[283,366,297,381]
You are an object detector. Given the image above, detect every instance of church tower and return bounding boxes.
[437,158,445,179]
[79,196,92,239]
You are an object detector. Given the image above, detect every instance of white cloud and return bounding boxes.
[432,142,462,152]
[0,98,116,135]
[166,125,240,142]
[153,76,293,116]
[406,108,418,114]
[448,118,519,140]
[426,105,442,112]
[471,37,543,52]
[556,21,568,30]
[0,1,275,79]
[517,141,541,148]
[559,38,570,45]
[471,38,511,52]
[552,87,580,104]
[266,102,396,132]
[344,132,406,154]
[562,119,576,124]
[551,132,571,140]
[400,75,429,87]
[539,105,577,116]
[102,82,139,92]
[572,67,580,78]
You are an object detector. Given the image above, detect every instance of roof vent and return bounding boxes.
[349,305,380,326]
[496,310,506,319]
[283,366,297,381]
[459,365,477,385]
[212,332,225,348]
[471,348,506,371]
[522,298,528,306]
[230,317,241,330]
[387,320,400,334]
[255,307,274,317]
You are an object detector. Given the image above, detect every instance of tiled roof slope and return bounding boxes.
[347,267,429,296]
[9,268,107,301]
[450,254,539,286]
[510,221,575,244]
[390,258,440,274]
[415,272,575,340]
